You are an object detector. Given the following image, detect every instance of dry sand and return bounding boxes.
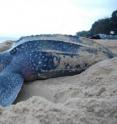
[0,39,117,124]
[0,40,14,52]
[80,37,117,54]
[95,39,117,54]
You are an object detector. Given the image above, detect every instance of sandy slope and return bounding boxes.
[95,39,117,54]
[0,39,117,124]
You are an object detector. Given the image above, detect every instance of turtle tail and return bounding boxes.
[0,72,24,106]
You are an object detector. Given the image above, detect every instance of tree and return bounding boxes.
[76,10,117,36]
[76,31,90,37]
[112,10,117,23]
[111,10,117,34]
[90,18,113,35]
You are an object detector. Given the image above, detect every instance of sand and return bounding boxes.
[95,39,117,54]
[0,39,117,124]
[0,40,14,52]
[79,37,117,54]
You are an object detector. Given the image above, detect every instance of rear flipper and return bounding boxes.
[0,72,23,106]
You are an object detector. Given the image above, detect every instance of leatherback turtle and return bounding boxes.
[0,35,114,106]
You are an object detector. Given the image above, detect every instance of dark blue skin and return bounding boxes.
[0,37,114,106]
[12,40,81,54]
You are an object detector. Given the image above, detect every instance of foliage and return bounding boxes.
[90,18,112,35]
[112,10,117,22]
[76,10,117,36]
[76,31,90,37]
[90,10,117,35]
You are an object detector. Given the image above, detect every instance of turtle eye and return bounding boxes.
[10,48,17,54]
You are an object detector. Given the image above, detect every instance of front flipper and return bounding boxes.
[0,72,23,106]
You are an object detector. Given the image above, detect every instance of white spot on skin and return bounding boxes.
[33,63,36,67]
[42,56,45,59]
[34,54,38,57]
[53,57,59,66]
[39,61,42,64]
[66,65,71,69]
[29,53,32,57]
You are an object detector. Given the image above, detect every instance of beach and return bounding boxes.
[0,39,117,124]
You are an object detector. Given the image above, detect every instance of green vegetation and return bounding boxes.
[76,31,90,37]
[76,10,117,37]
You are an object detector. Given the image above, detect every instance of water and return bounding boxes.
[0,37,18,43]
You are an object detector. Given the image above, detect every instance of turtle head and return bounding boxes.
[0,52,12,72]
